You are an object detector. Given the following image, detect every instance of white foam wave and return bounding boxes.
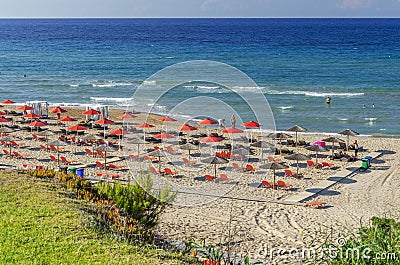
[277,106,294,110]
[92,81,133,88]
[142,80,157,86]
[264,89,364,97]
[338,118,349,121]
[364,117,377,121]
[69,84,79,87]
[90,97,133,103]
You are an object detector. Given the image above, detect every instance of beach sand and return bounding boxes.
[1,106,399,264]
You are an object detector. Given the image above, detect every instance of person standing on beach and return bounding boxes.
[354,140,359,157]
[218,118,225,128]
[230,115,236,128]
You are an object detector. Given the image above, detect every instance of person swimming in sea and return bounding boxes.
[326,97,331,104]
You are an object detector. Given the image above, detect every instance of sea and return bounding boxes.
[0,18,399,136]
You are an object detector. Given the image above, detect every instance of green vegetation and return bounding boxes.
[0,171,196,264]
[324,217,400,264]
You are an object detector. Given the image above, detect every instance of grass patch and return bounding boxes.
[0,171,196,264]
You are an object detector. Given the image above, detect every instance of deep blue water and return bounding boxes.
[0,18,399,135]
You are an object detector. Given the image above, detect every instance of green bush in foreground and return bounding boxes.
[324,217,400,265]
[0,171,194,264]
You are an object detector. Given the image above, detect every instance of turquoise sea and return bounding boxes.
[0,18,399,135]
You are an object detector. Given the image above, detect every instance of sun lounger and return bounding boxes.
[96,161,106,169]
[182,157,196,166]
[232,162,245,172]
[60,156,77,164]
[321,161,333,169]
[3,149,12,158]
[150,166,163,175]
[205,174,216,181]
[284,169,296,177]
[13,151,29,159]
[164,167,178,176]
[268,156,281,163]
[245,164,257,172]
[50,145,64,152]
[305,201,327,209]
[49,155,59,163]
[108,163,125,170]
[261,180,273,188]
[277,180,293,190]
[85,148,94,156]
[219,174,234,182]
[40,145,50,152]
[306,160,317,167]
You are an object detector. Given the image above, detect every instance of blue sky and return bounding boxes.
[1,0,400,18]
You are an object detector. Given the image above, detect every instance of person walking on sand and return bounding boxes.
[354,140,359,157]
[230,115,236,128]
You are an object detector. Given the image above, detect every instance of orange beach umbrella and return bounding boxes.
[154,132,175,139]
[158,116,176,122]
[1,99,16,105]
[17,105,34,111]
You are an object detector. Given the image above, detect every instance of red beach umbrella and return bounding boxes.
[242,120,262,128]
[50,106,67,114]
[17,105,34,111]
[95,117,115,137]
[67,124,88,132]
[158,116,176,122]
[0,111,7,116]
[110,128,130,150]
[200,135,224,143]
[59,116,76,122]
[242,120,262,142]
[198,117,218,125]
[95,117,115,125]
[154,132,175,139]
[135,123,154,129]
[50,106,67,120]
[110,128,129,136]
[23,113,41,119]
[222,127,244,134]
[1,99,16,105]
[82,109,101,115]
[179,124,198,131]
[29,119,47,127]
[117,113,137,119]
[28,119,47,131]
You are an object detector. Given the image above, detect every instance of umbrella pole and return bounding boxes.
[273,169,276,189]
[295,132,298,147]
[158,155,161,172]
[214,164,217,179]
[104,151,107,169]
[316,151,319,163]
[296,158,299,175]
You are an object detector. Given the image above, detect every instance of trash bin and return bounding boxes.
[364,155,372,167]
[76,168,84,177]
[68,167,76,174]
[361,158,369,170]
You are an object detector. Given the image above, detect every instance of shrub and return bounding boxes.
[324,217,400,265]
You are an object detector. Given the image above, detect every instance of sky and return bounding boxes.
[1,0,400,18]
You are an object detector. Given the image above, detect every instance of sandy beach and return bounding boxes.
[1,105,399,264]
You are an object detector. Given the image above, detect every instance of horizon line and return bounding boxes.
[0,16,400,19]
